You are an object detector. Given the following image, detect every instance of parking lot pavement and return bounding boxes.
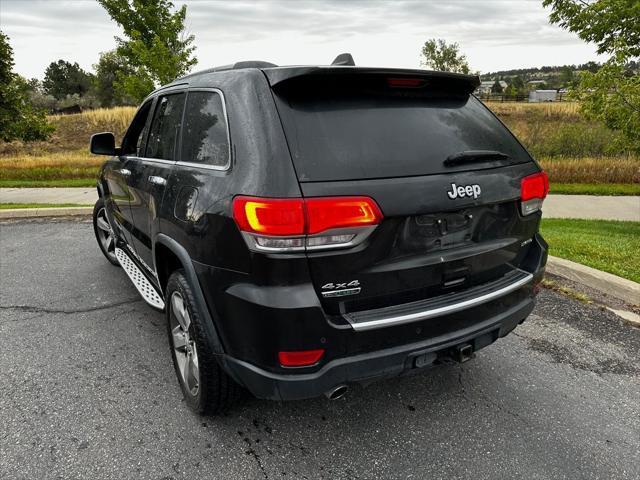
[1,219,639,480]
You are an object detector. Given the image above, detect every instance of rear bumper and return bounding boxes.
[197,233,547,400]
[220,295,534,401]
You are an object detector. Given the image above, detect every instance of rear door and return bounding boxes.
[127,90,186,271]
[271,72,541,314]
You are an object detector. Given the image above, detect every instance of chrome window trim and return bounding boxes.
[177,87,232,172]
[127,157,175,166]
[347,272,534,331]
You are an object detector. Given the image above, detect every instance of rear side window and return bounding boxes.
[274,82,533,181]
[145,92,186,160]
[180,91,230,167]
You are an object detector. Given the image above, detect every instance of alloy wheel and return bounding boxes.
[96,207,117,262]
[170,291,200,396]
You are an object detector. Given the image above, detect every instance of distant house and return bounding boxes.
[529,90,558,102]
[476,80,508,95]
[527,80,547,86]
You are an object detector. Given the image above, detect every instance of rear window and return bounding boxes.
[274,81,532,182]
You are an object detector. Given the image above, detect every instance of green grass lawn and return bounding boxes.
[541,218,640,283]
[0,178,96,188]
[0,203,91,209]
[549,183,640,196]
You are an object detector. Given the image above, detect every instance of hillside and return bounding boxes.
[480,62,601,80]
[479,61,639,90]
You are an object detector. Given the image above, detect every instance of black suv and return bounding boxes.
[90,56,548,414]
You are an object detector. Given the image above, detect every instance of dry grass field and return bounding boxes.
[0,103,638,192]
[0,107,135,187]
[0,107,135,156]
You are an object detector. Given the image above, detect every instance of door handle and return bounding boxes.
[148,175,167,186]
[118,168,131,176]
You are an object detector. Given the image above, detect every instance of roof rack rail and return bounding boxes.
[177,60,278,80]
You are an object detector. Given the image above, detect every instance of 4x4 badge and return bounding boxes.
[321,280,361,298]
[447,183,481,199]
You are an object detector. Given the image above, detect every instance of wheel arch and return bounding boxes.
[154,234,225,354]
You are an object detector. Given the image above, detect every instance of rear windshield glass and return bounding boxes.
[274,86,532,182]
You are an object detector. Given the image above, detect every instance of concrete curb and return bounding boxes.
[606,308,640,327]
[0,207,92,219]
[546,255,639,305]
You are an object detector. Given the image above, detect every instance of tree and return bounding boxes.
[98,0,197,102]
[42,60,93,100]
[559,65,577,88]
[504,84,518,97]
[573,45,640,152]
[511,75,526,94]
[0,31,53,142]
[93,50,135,107]
[543,0,640,57]
[544,0,640,152]
[491,80,503,94]
[420,38,470,74]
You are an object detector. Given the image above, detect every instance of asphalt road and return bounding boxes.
[1,219,638,480]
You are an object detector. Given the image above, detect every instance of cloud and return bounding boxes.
[1,0,602,79]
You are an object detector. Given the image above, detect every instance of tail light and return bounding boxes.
[233,195,383,252]
[520,171,549,215]
[278,349,324,367]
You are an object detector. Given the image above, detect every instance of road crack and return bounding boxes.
[0,297,141,315]
[241,435,269,479]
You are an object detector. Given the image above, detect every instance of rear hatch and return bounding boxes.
[266,68,542,315]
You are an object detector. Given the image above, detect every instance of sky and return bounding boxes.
[1,0,604,80]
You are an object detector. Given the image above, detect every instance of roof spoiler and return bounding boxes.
[264,67,480,94]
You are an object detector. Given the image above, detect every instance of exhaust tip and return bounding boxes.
[325,385,348,400]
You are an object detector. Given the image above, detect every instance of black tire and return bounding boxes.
[166,269,239,415]
[92,197,119,266]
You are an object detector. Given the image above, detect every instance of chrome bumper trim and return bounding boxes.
[347,272,533,331]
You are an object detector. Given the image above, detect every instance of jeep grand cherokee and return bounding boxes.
[90,55,548,414]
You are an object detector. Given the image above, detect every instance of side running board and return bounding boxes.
[115,247,165,310]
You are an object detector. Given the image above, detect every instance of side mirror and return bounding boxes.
[90,132,120,156]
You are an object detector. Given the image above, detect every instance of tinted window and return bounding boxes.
[145,92,186,160]
[275,90,532,181]
[181,91,229,167]
[122,100,152,156]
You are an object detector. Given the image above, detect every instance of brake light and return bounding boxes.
[279,349,324,367]
[233,197,305,236]
[233,195,383,252]
[520,171,549,215]
[305,197,382,234]
[521,171,549,201]
[387,77,424,88]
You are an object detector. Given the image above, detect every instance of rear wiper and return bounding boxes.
[444,150,511,167]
